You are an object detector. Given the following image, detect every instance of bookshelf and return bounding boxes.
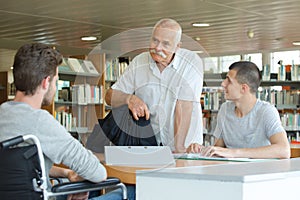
[0,71,8,104]
[202,73,300,142]
[103,57,129,114]
[43,55,106,142]
[49,54,130,138]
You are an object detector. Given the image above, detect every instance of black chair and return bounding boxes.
[0,134,127,200]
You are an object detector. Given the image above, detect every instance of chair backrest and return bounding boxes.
[0,135,128,200]
[0,144,43,200]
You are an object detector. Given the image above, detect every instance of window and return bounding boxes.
[271,50,300,73]
[203,57,218,73]
[203,54,262,73]
[219,55,241,72]
[244,53,263,70]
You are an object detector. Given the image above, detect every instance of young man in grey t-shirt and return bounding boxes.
[200,61,290,159]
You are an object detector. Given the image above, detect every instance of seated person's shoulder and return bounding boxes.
[257,100,276,110]
[255,100,279,117]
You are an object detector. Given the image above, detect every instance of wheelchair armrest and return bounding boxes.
[50,177,64,185]
[51,177,121,193]
[0,135,24,149]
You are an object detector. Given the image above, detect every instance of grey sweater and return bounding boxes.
[0,101,106,186]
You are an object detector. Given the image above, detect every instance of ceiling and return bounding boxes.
[1,0,300,72]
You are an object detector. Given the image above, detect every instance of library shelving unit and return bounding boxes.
[0,71,8,104]
[43,54,106,143]
[202,73,300,143]
[103,56,129,114]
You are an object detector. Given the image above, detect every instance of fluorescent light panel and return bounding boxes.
[193,50,203,54]
[292,41,300,46]
[192,23,210,27]
[81,36,97,41]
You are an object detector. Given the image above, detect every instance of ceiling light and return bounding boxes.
[194,37,201,41]
[193,51,203,54]
[192,23,210,27]
[247,30,254,39]
[293,41,300,46]
[81,36,97,41]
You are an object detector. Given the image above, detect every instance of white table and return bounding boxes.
[136,158,300,200]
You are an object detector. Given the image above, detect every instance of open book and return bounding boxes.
[173,153,276,162]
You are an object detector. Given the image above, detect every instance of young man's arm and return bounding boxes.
[202,132,290,159]
[50,165,84,182]
[50,166,89,200]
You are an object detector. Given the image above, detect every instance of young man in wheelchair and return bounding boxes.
[0,43,132,200]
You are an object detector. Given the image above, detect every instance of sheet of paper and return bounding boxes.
[173,153,275,162]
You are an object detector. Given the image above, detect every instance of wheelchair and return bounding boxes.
[0,134,127,200]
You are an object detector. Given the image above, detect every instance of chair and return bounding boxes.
[0,134,127,200]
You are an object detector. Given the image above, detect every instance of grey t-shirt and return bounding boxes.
[0,101,106,186]
[213,99,286,148]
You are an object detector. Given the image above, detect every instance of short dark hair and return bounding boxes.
[13,43,62,95]
[229,61,261,93]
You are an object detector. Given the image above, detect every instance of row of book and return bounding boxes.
[54,109,90,133]
[202,88,300,111]
[55,83,103,105]
[55,111,76,132]
[59,58,99,74]
[105,58,128,81]
[71,84,104,105]
[202,112,218,135]
[202,90,225,111]
[281,112,300,130]
[257,88,300,106]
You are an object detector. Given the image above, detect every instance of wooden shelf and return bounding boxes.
[0,72,8,104]
[48,55,106,133]
[203,73,300,88]
[261,80,300,87]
